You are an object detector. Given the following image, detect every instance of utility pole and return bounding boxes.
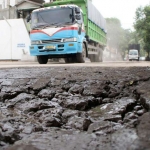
[7,0,10,19]
[3,16,12,60]
[2,0,5,9]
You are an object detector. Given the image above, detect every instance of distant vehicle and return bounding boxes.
[139,56,145,61]
[128,44,140,61]
[128,49,139,61]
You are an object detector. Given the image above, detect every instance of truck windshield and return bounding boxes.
[31,7,73,29]
[129,50,138,55]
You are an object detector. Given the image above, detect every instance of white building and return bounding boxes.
[0,0,43,61]
[0,0,44,9]
[0,0,16,9]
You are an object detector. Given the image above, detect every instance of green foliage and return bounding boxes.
[134,5,150,58]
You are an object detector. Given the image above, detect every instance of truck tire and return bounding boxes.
[89,54,96,62]
[37,56,48,64]
[76,43,86,63]
[64,58,70,63]
[64,57,74,63]
[96,51,103,62]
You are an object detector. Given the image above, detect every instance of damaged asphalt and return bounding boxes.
[0,66,150,150]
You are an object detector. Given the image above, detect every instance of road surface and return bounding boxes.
[0,60,150,150]
[0,60,149,68]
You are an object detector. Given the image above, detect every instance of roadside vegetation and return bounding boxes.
[134,5,150,60]
[106,4,150,60]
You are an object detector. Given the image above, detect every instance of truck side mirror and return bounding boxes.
[26,14,31,22]
[75,7,80,14]
[75,14,81,20]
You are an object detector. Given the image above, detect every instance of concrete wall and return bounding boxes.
[0,19,34,60]
[0,0,43,20]
[17,2,41,10]
[16,0,22,3]
[0,7,17,20]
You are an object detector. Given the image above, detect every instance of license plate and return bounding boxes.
[45,45,55,50]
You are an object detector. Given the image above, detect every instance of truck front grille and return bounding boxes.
[41,39,62,44]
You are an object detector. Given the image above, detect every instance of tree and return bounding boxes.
[134,5,150,59]
[120,29,132,53]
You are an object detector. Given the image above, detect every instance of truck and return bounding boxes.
[128,44,140,61]
[27,0,107,64]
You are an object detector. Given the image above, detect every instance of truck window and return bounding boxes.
[31,7,73,29]
[129,50,138,55]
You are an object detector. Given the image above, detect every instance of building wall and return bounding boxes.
[0,0,44,20]
[0,0,43,20]
[0,7,17,20]
[0,0,2,6]
[0,19,31,60]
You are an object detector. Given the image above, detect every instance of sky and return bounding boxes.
[92,0,150,30]
[44,0,150,30]
[0,0,149,29]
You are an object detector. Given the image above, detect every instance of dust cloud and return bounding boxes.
[103,48,123,61]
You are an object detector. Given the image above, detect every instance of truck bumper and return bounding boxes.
[129,56,139,60]
[29,42,82,56]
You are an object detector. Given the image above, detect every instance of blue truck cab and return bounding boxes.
[29,5,87,64]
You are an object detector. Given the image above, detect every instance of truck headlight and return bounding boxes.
[31,40,41,45]
[63,38,77,42]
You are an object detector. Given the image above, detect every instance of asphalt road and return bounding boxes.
[0,60,149,68]
[0,60,150,150]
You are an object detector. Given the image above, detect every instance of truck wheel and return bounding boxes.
[64,58,70,63]
[65,57,74,63]
[88,54,94,62]
[37,56,48,64]
[96,51,103,62]
[76,43,86,63]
